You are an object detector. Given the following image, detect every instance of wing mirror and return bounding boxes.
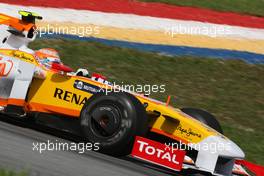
[51,63,73,73]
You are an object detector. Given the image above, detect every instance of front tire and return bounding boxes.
[80,92,148,156]
[181,108,223,134]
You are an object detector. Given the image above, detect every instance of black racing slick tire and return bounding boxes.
[181,108,223,134]
[80,92,148,156]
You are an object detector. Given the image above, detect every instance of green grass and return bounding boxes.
[0,169,27,176]
[140,0,264,17]
[30,38,264,165]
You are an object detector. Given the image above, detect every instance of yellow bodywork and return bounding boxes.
[27,68,218,145]
[0,48,218,144]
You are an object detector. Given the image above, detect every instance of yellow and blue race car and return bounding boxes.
[0,11,250,176]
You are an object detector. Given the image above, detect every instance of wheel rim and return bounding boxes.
[90,105,121,138]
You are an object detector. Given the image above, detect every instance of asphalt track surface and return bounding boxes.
[0,115,178,176]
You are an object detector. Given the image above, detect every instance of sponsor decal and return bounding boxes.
[54,88,88,106]
[73,80,104,94]
[131,136,185,171]
[176,124,202,139]
[11,50,35,63]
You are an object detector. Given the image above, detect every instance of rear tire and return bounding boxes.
[181,108,223,134]
[80,92,148,156]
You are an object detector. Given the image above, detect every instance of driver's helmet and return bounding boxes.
[35,48,61,68]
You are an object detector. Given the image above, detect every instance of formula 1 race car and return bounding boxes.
[0,11,251,176]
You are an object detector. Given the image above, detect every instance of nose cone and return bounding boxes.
[221,137,245,158]
[198,135,245,158]
[195,135,245,173]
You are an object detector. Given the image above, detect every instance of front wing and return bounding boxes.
[130,136,252,176]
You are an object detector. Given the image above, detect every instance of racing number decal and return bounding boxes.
[0,58,13,77]
[0,62,5,76]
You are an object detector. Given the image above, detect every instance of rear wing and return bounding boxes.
[0,11,42,38]
[0,13,34,32]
